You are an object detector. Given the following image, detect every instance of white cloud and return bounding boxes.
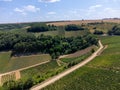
[103,8,120,17]
[87,5,102,15]
[89,5,102,11]
[23,5,40,12]
[48,11,56,14]
[85,6,120,19]
[0,0,12,1]
[14,5,40,15]
[38,0,60,3]
[14,8,26,15]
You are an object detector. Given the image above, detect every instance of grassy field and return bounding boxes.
[43,36,120,90]
[0,52,11,73]
[21,61,60,80]
[65,30,89,37]
[87,22,117,33]
[34,30,89,37]
[0,52,51,73]
[61,53,91,63]
[48,20,120,34]
[34,31,58,37]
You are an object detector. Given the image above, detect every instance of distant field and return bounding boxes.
[47,20,103,26]
[87,22,117,33]
[43,36,120,90]
[34,31,58,37]
[65,30,89,37]
[47,20,120,26]
[9,28,27,33]
[34,30,88,37]
[48,20,120,34]
[0,52,51,73]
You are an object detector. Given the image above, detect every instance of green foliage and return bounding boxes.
[2,78,34,90]
[27,23,57,32]
[0,32,97,59]
[108,25,120,35]
[93,30,103,35]
[0,32,35,51]
[91,48,95,53]
[65,24,84,31]
[0,23,29,31]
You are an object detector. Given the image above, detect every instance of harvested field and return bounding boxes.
[47,20,120,26]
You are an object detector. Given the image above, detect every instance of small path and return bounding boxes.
[30,40,104,90]
[15,70,21,80]
[56,60,61,66]
[57,60,66,66]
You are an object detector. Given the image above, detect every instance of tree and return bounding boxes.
[27,23,57,32]
[93,30,103,35]
[108,25,120,35]
[65,24,84,31]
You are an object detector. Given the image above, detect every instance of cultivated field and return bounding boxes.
[0,52,11,73]
[42,36,120,90]
[0,52,51,73]
[21,61,60,80]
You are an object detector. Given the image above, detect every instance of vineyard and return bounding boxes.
[0,53,51,73]
[21,61,62,80]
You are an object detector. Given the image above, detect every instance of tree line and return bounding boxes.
[108,25,120,35]
[27,23,86,32]
[27,23,57,32]
[0,32,98,59]
[65,24,85,31]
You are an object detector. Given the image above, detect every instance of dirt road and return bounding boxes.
[30,40,104,90]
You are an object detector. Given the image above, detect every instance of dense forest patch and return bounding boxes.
[0,32,98,59]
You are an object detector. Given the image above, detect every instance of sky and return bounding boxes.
[0,0,120,23]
